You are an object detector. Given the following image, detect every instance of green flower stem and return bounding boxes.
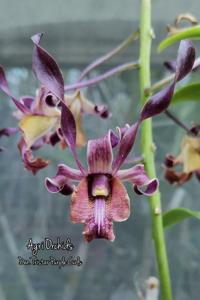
[139,0,172,299]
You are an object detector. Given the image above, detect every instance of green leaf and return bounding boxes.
[163,208,200,228]
[158,27,200,52]
[172,82,200,104]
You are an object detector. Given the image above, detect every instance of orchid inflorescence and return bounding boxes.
[0,32,196,241]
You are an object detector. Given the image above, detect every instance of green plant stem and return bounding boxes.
[139,0,172,299]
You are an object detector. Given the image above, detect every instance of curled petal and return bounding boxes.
[45,175,73,195]
[112,122,139,173]
[117,164,158,196]
[87,130,113,174]
[133,178,158,196]
[31,33,64,100]
[18,138,49,174]
[116,124,130,141]
[19,115,58,148]
[175,40,195,82]
[0,65,30,114]
[141,40,195,120]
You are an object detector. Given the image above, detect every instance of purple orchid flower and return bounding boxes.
[43,39,195,242]
[0,34,110,174]
[45,102,158,242]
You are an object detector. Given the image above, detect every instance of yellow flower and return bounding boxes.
[164,131,200,185]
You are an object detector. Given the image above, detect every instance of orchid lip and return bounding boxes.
[88,173,112,198]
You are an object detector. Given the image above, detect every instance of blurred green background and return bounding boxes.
[0,1,200,299]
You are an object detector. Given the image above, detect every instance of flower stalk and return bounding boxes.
[64,61,139,92]
[139,0,172,299]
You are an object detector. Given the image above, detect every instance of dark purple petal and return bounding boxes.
[141,85,175,120]
[49,131,61,146]
[134,178,158,196]
[175,40,195,82]
[45,175,73,195]
[61,102,86,174]
[18,138,49,175]
[0,65,30,114]
[87,130,113,174]
[141,40,195,120]
[165,57,200,73]
[0,127,18,137]
[112,122,139,173]
[31,33,64,100]
[61,102,76,149]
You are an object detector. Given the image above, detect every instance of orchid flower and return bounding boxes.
[0,36,110,174]
[45,103,159,242]
[39,39,194,242]
[164,125,200,185]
